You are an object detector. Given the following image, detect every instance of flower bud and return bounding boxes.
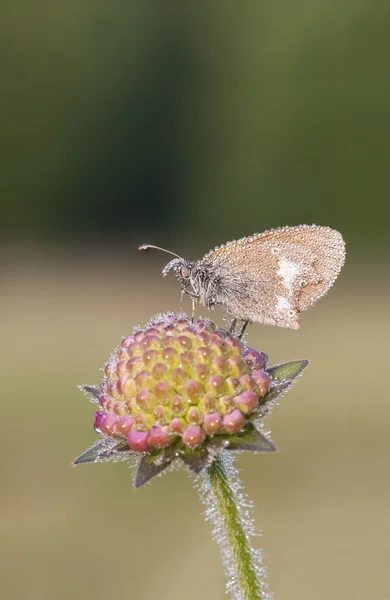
[252,370,272,397]
[76,318,309,488]
[82,315,281,455]
[182,425,205,447]
[128,429,149,452]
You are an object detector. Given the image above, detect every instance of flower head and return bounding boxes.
[75,314,308,487]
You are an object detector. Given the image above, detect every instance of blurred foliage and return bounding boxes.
[1,1,390,254]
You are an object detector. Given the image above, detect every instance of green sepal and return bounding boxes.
[135,439,182,488]
[267,359,308,383]
[257,359,309,409]
[180,446,212,473]
[259,379,293,407]
[82,385,101,400]
[215,422,276,452]
[73,438,130,464]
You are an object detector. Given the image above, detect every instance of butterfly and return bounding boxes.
[139,225,345,336]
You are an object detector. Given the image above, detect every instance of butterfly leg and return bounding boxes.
[191,296,196,320]
[182,289,199,299]
[238,320,250,339]
[228,318,237,335]
[181,287,199,321]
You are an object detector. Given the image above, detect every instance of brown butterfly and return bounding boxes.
[139,225,345,335]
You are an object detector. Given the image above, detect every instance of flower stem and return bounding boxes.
[201,452,270,600]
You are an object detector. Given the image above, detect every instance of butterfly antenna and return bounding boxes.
[138,244,183,260]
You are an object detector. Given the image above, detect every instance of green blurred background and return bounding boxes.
[1,2,390,599]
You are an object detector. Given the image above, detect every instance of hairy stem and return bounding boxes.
[200,452,271,600]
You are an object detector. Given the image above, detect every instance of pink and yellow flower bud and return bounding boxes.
[85,315,278,454]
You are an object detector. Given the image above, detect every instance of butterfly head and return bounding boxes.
[138,244,198,290]
[162,257,195,284]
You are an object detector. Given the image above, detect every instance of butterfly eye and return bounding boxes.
[180,265,191,279]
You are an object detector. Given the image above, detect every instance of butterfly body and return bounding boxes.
[140,225,346,330]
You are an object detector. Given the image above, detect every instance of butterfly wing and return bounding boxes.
[200,225,345,328]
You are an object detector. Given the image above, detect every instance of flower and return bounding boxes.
[74,314,308,487]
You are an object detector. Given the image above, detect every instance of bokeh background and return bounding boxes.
[1,2,390,599]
